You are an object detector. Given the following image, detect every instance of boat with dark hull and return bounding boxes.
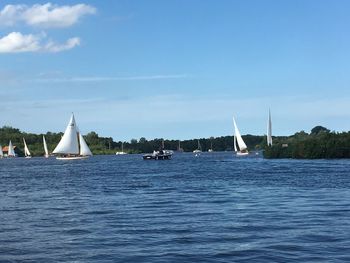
[143,150,173,160]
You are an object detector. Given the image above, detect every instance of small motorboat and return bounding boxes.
[143,150,173,160]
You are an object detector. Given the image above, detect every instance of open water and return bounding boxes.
[0,152,350,262]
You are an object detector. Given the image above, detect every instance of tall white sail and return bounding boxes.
[197,140,202,151]
[232,116,247,151]
[23,138,31,157]
[79,133,93,156]
[267,109,273,146]
[233,135,238,152]
[0,145,3,157]
[53,114,79,155]
[43,135,49,157]
[8,140,15,157]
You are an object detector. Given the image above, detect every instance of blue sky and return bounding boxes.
[1,0,350,141]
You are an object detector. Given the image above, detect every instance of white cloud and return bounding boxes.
[32,74,189,82]
[0,3,96,28]
[0,32,80,53]
[44,37,80,52]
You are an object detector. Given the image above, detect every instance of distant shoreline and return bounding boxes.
[1,125,350,159]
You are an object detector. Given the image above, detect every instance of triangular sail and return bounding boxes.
[79,133,93,156]
[0,145,3,157]
[232,116,247,151]
[23,138,31,157]
[197,140,202,150]
[233,135,238,152]
[267,109,273,146]
[43,135,49,157]
[8,140,15,157]
[53,114,79,155]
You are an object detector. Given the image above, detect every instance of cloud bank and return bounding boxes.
[0,32,80,53]
[0,3,95,53]
[0,3,96,28]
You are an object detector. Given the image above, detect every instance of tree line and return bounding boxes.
[264,126,350,159]
[0,126,266,156]
[1,125,349,158]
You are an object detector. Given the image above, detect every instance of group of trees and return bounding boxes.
[2,125,349,159]
[0,125,267,156]
[264,126,350,159]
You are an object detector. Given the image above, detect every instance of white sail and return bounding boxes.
[233,135,238,152]
[0,145,3,157]
[267,109,273,146]
[79,133,93,156]
[8,140,15,157]
[23,138,31,157]
[43,135,49,157]
[232,116,247,151]
[53,114,79,155]
[198,140,202,151]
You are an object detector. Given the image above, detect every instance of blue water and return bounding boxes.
[1,152,350,262]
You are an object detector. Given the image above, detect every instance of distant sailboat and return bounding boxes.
[208,140,214,152]
[53,113,93,160]
[43,135,49,158]
[193,139,202,153]
[0,145,3,158]
[233,116,249,156]
[23,138,32,158]
[267,109,273,146]
[116,142,127,155]
[7,140,16,157]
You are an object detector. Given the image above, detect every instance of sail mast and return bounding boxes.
[267,109,273,146]
[43,135,49,157]
[0,145,3,158]
[233,135,238,152]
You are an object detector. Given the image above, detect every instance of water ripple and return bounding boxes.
[0,153,350,262]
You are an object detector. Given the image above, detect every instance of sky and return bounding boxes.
[1,0,350,141]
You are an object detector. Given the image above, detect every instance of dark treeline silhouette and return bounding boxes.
[0,126,265,156]
[264,126,350,159]
[2,125,349,158]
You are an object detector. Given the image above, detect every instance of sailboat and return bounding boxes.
[0,145,3,158]
[116,142,127,155]
[23,138,32,158]
[267,109,273,146]
[208,140,214,152]
[43,135,49,158]
[7,140,16,157]
[193,139,202,153]
[233,116,249,156]
[53,113,93,160]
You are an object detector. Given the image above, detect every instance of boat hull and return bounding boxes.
[56,156,90,160]
[143,154,172,160]
[236,151,249,156]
